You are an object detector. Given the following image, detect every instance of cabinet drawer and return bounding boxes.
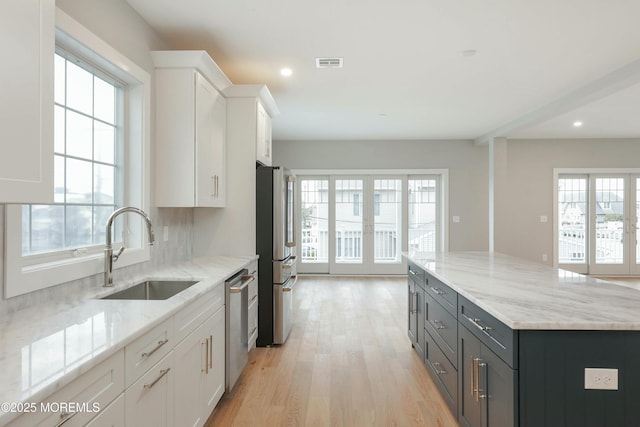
[408,261,426,286]
[459,295,518,368]
[8,349,124,427]
[125,317,174,387]
[125,351,174,427]
[425,273,457,317]
[175,284,224,342]
[424,292,457,368]
[424,330,457,416]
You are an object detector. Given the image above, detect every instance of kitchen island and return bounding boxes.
[405,251,640,427]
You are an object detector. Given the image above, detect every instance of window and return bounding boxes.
[21,52,122,257]
[5,11,150,298]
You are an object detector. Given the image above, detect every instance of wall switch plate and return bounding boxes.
[585,368,618,390]
[540,215,548,223]
[163,226,169,242]
[452,216,461,223]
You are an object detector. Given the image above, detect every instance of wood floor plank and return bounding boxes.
[206,276,458,427]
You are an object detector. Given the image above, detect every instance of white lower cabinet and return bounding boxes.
[7,349,125,427]
[175,306,225,427]
[86,394,125,427]
[125,351,175,427]
[6,280,234,427]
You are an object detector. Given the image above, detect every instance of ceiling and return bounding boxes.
[125,0,640,142]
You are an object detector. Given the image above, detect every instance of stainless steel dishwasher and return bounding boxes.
[225,269,255,391]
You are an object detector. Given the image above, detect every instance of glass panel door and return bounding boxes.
[298,177,329,273]
[370,178,404,274]
[408,177,439,253]
[590,175,628,275]
[557,176,588,273]
[631,176,640,274]
[332,177,366,274]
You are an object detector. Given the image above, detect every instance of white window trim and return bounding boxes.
[4,9,151,298]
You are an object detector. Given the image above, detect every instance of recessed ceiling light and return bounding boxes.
[379,113,388,117]
[573,121,583,127]
[461,49,477,57]
[280,67,293,77]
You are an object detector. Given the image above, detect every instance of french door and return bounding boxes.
[557,172,640,275]
[297,172,445,275]
[330,176,404,275]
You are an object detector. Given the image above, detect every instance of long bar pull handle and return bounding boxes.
[143,368,171,390]
[209,334,213,369]
[433,362,446,375]
[431,319,445,330]
[474,357,481,402]
[201,340,207,373]
[55,411,78,427]
[205,337,209,374]
[230,274,255,293]
[141,339,169,359]
[470,356,476,397]
[478,361,488,400]
[409,290,415,314]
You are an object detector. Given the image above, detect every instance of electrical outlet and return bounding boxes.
[452,216,461,223]
[542,254,548,262]
[540,215,548,223]
[584,368,618,390]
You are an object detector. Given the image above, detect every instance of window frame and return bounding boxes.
[4,9,151,298]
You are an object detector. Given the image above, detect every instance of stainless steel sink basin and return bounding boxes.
[101,280,198,300]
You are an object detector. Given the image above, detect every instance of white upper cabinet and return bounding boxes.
[0,0,54,203]
[224,84,278,167]
[256,102,272,166]
[153,51,228,207]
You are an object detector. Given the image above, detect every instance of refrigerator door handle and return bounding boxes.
[285,175,296,248]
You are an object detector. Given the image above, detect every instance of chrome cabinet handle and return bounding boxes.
[470,356,476,397]
[202,339,208,373]
[478,361,488,400]
[430,286,444,296]
[211,176,215,197]
[431,319,445,330]
[432,362,446,375]
[409,290,415,314]
[474,357,481,402]
[250,326,257,337]
[209,334,213,369]
[143,368,170,390]
[55,411,78,427]
[141,339,169,359]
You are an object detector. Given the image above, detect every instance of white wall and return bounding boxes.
[273,139,490,251]
[496,138,640,264]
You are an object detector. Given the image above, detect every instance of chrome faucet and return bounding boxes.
[104,207,155,287]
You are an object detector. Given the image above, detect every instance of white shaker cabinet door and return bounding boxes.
[0,0,54,203]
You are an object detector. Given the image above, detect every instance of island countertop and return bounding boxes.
[404,251,640,331]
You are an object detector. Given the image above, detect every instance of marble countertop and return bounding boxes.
[0,255,255,426]
[405,251,640,331]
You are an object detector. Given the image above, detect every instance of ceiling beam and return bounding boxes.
[474,57,640,145]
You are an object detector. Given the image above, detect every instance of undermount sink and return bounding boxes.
[101,280,199,300]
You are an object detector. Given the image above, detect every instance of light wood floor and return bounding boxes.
[205,276,458,427]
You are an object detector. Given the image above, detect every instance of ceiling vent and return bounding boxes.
[316,57,343,68]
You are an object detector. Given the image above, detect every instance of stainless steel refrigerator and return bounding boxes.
[256,166,297,346]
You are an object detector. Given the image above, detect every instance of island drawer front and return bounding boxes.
[424,291,457,368]
[458,296,518,369]
[408,261,427,287]
[425,273,457,317]
[424,328,457,416]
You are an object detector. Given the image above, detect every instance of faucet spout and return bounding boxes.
[104,207,155,287]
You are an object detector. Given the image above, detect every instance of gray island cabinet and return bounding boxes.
[405,251,640,427]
